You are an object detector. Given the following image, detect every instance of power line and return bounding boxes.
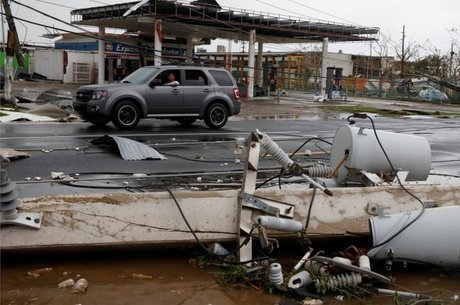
[255,0,305,19]
[0,11,165,60]
[288,0,359,26]
[10,0,90,34]
[181,1,302,53]
[87,0,112,5]
[30,0,75,10]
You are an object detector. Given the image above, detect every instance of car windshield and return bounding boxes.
[121,67,158,85]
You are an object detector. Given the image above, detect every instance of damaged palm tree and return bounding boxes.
[0,155,42,229]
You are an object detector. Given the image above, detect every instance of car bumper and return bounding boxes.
[232,101,241,115]
[73,100,110,120]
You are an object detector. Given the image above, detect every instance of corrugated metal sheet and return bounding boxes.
[91,135,166,161]
[111,136,167,161]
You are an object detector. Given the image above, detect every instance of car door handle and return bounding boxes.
[203,89,211,92]
[172,89,180,94]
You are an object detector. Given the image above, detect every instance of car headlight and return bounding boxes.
[91,90,108,100]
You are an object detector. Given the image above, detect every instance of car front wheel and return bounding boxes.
[204,103,228,129]
[112,100,140,129]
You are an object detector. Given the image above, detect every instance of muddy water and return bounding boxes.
[2,249,459,305]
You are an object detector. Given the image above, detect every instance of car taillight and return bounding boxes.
[233,88,240,99]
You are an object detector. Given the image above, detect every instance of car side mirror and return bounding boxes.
[149,79,162,87]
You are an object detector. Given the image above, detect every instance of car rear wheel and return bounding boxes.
[204,103,228,129]
[176,118,196,126]
[112,100,140,129]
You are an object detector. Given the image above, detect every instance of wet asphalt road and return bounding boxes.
[2,113,460,198]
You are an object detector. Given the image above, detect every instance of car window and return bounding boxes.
[185,70,208,86]
[155,69,181,85]
[208,70,233,86]
[121,67,158,84]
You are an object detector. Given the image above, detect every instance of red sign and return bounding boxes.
[155,22,163,43]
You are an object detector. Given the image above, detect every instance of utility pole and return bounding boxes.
[2,0,25,104]
[449,42,454,79]
[401,25,405,79]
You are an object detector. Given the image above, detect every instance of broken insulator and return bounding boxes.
[268,263,283,286]
[0,155,42,229]
[211,243,229,256]
[288,270,312,289]
[257,130,293,169]
[358,255,371,271]
[0,155,21,220]
[304,165,333,178]
[316,272,362,292]
[256,215,303,232]
[304,260,329,276]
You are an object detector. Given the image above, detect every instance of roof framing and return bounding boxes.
[71,0,379,44]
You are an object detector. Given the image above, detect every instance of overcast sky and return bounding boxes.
[2,0,459,57]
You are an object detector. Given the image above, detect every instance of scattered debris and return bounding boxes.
[418,86,449,103]
[0,110,56,122]
[302,299,323,305]
[313,95,327,102]
[71,278,89,293]
[26,267,53,278]
[58,278,75,288]
[50,171,74,181]
[131,273,153,279]
[27,104,72,120]
[375,288,423,299]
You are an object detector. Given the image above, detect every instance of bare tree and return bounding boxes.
[373,33,394,78]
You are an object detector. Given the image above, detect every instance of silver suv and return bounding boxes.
[73,65,241,129]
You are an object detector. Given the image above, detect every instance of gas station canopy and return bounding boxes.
[71,0,379,44]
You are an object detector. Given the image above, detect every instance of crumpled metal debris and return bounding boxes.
[0,148,30,160]
[90,135,167,161]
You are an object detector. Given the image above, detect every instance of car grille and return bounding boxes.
[75,90,91,103]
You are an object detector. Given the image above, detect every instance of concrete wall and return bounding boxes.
[33,49,64,80]
[31,49,97,84]
[63,52,97,84]
[326,52,353,76]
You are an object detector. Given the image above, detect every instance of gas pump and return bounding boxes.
[263,62,278,95]
[326,67,344,100]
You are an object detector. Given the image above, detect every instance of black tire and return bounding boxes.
[204,103,228,129]
[88,119,110,127]
[176,118,196,126]
[112,100,140,129]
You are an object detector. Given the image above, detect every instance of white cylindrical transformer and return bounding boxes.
[330,125,431,184]
[368,206,460,267]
